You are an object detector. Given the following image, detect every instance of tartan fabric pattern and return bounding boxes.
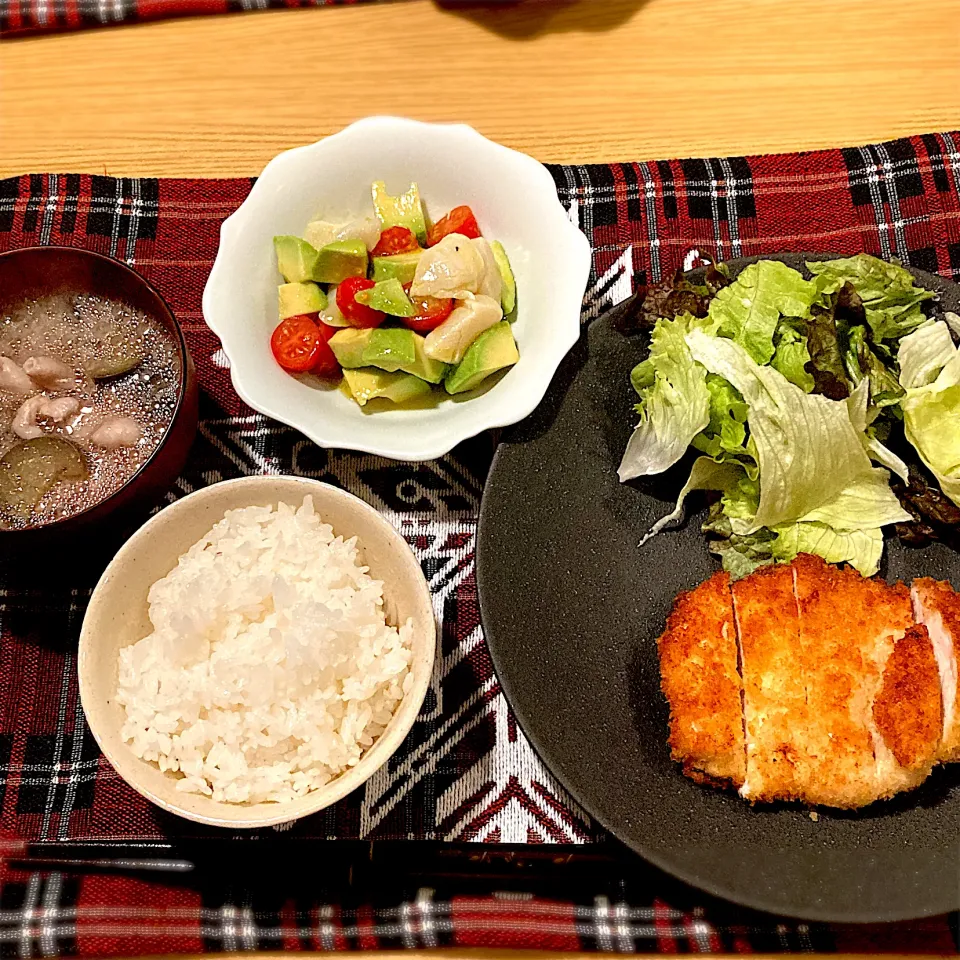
[0,0,388,36]
[0,131,959,951]
[0,865,956,956]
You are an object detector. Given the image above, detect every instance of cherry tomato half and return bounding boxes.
[336,277,386,328]
[271,315,325,373]
[313,321,341,378]
[371,225,420,257]
[427,205,481,246]
[402,294,455,334]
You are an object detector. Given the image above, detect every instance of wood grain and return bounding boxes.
[1,0,959,177]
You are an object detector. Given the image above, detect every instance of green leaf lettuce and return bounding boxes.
[618,313,718,481]
[684,329,873,530]
[708,260,818,365]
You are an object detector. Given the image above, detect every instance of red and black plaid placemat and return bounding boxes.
[0,0,393,36]
[1,131,959,952]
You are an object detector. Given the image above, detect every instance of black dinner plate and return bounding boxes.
[476,253,960,923]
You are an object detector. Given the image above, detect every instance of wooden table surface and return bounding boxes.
[2,0,959,177]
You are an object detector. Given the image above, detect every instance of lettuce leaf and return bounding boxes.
[892,464,960,545]
[703,506,776,579]
[804,304,852,399]
[796,467,911,529]
[639,456,744,544]
[721,468,760,521]
[685,329,873,530]
[842,381,909,482]
[898,320,957,389]
[845,324,904,407]
[902,351,960,507]
[618,313,716,481]
[708,260,818,365]
[705,482,896,578]
[612,269,721,336]
[868,303,930,342]
[629,357,655,395]
[769,523,884,577]
[864,430,910,483]
[771,324,815,392]
[806,255,934,343]
[691,374,751,460]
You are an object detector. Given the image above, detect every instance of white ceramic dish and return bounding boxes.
[78,475,436,829]
[202,117,592,462]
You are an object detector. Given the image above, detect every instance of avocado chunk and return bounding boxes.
[328,328,374,369]
[445,321,519,395]
[361,327,448,384]
[491,241,517,317]
[278,281,327,320]
[355,278,415,317]
[274,236,319,283]
[313,239,369,284]
[372,251,423,286]
[372,181,428,245]
[342,368,433,407]
[0,437,88,524]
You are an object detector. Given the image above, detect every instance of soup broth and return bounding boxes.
[0,293,181,530]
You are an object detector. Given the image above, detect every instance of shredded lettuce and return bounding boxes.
[618,313,717,481]
[708,260,818,365]
[684,329,873,530]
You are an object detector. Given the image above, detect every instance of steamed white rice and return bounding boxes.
[116,496,414,804]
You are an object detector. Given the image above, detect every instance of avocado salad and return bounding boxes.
[617,254,960,578]
[270,182,519,408]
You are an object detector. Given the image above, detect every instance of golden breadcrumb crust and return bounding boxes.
[657,571,745,787]
[731,563,808,802]
[657,554,951,810]
[912,577,960,761]
[873,623,942,770]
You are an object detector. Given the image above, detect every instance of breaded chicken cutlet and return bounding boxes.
[657,554,951,809]
[912,578,960,761]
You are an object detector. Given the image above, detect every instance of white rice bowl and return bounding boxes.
[116,496,414,804]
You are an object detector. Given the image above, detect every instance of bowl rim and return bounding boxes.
[77,474,437,828]
[202,116,593,462]
[0,245,192,536]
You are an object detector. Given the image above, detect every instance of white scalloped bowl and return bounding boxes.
[202,117,592,462]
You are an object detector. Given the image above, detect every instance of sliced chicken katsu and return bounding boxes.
[657,571,745,787]
[911,578,960,761]
[873,623,943,771]
[730,563,809,802]
[791,554,940,806]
